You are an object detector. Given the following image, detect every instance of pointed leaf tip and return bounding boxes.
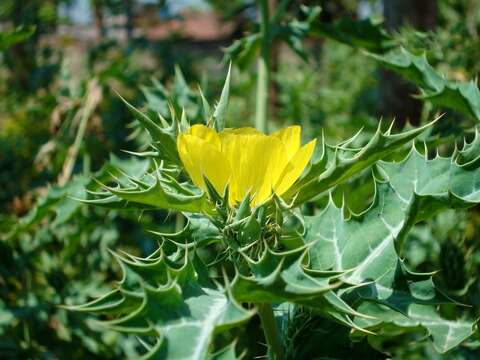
[213,63,231,132]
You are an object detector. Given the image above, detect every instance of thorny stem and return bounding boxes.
[254,2,284,358]
[255,0,270,133]
[257,303,284,360]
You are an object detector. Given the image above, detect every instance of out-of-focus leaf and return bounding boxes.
[312,18,395,54]
[369,47,480,121]
[0,26,36,51]
[274,6,321,62]
[223,33,260,70]
[5,156,149,238]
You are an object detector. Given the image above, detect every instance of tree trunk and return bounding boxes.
[379,0,438,127]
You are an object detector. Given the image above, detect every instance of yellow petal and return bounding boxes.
[272,126,301,160]
[178,125,314,208]
[188,124,221,150]
[218,128,263,148]
[274,139,317,195]
[177,133,230,195]
[219,132,288,206]
[251,136,289,206]
[222,127,263,136]
[177,133,203,188]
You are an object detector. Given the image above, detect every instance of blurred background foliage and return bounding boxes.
[1,0,480,359]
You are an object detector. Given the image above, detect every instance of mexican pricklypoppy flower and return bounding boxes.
[177,125,316,207]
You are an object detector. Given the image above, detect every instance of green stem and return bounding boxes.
[255,0,270,132]
[257,303,284,360]
[254,2,283,358]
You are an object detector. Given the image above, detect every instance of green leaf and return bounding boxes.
[275,6,321,62]
[303,182,452,313]
[224,6,319,66]
[69,249,254,359]
[312,17,395,54]
[304,145,480,281]
[150,213,222,248]
[208,342,238,360]
[213,64,231,132]
[378,147,480,222]
[276,305,388,359]
[223,34,260,70]
[355,302,475,354]
[302,146,480,352]
[314,19,480,122]
[6,156,149,237]
[141,79,170,117]
[369,47,480,121]
[0,26,36,51]
[230,247,371,330]
[232,247,339,303]
[86,164,215,214]
[457,129,480,165]
[11,175,89,235]
[119,95,180,164]
[287,120,435,205]
[198,86,212,121]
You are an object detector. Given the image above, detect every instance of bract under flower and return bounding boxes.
[177,124,316,207]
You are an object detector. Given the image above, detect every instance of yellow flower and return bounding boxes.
[177,124,316,207]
